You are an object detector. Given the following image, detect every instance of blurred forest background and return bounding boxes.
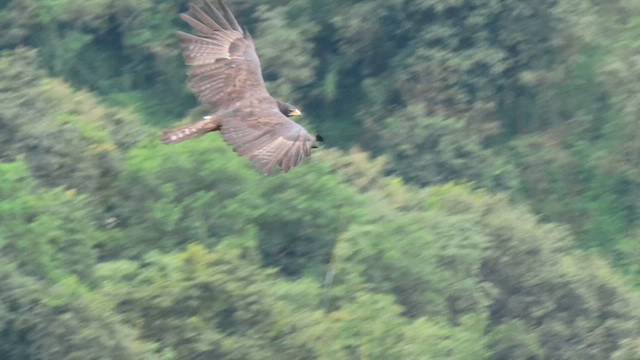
[1,0,640,358]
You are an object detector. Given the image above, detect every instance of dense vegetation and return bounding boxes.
[1,0,639,358]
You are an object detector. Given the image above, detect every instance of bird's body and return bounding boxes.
[162,0,318,175]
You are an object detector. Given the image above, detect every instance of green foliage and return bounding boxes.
[110,136,363,276]
[253,4,320,102]
[108,138,261,256]
[1,0,640,358]
[253,165,363,276]
[1,0,193,124]
[506,0,640,261]
[0,48,145,199]
[466,190,640,360]
[377,103,517,188]
[503,0,640,277]
[488,321,544,360]
[328,184,640,359]
[335,206,490,319]
[95,244,348,359]
[0,161,103,281]
[0,258,156,360]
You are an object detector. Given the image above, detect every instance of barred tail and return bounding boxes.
[161,117,220,144]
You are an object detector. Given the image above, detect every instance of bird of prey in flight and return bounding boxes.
[162,0,321,175]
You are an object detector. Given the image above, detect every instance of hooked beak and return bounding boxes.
[290,109,302,117]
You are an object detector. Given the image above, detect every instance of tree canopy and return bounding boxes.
[1,0,640,358]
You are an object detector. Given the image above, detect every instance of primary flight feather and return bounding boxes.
[162,0,319,175]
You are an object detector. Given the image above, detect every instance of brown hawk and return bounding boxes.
[162,0,320,175]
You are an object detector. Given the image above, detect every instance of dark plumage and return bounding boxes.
[162,0,318,175]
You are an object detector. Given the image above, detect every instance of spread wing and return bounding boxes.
[178,0,268,109]
[221,108,316,175]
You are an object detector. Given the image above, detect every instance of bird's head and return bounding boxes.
[277,101,302,117]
